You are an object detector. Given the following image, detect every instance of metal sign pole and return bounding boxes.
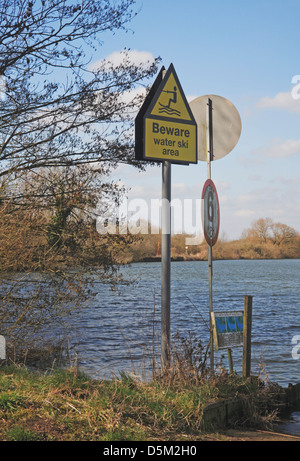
[207,98,214,372]
[161,160,171,369]
[135,65,198,373]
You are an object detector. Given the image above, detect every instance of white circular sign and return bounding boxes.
[202,179,220,246]
[189,94,242,161]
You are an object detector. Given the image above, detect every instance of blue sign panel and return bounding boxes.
[211,311,244,350]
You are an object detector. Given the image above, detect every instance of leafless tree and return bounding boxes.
[0,0,159,181]
[251,217,273,242]
[270,222,298,246]
[0,1,160,357]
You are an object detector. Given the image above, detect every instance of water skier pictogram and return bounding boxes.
[158,86,181,116]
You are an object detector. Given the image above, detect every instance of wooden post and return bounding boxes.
[227,348,233,374]
[242,295,253,378]
[0,335,5,360]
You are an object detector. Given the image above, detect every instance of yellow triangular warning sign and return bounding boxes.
[150,64,193,122]
[136,64,197,164]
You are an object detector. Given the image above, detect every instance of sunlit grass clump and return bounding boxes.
[0,333,282,441]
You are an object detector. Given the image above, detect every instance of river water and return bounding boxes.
[73,259,300,388]
[2,259,300,434]
[74,258,300,436]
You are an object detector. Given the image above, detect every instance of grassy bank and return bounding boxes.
[0,364,284,441]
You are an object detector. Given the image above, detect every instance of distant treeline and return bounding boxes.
[120,218,300,263]
[0,203,299,272]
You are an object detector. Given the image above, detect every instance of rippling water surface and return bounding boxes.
[71,259,300,388]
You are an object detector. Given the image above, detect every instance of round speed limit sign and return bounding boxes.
[201,179,220,246]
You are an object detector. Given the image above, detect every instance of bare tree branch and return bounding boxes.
[0,0,160,178]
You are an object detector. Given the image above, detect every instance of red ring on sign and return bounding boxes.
[201,179,220,246]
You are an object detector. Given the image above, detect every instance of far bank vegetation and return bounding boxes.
[120,217,300,263]
[0,205,299,271]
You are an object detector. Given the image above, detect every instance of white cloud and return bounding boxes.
[214,179,230,190]
[237,194,258,203]
[173,182,187,193]
[256,90,300,113]
[120,86,146,102]
[247,174,262,181]
[88,50,156,117]
[187,94,199,102]
[234,209,255,217]
[219,194,228,204]
[89,50,156,72]
[251,138,300,159]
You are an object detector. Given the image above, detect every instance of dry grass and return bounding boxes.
[0,333,284,441]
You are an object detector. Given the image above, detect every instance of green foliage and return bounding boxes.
[0,359,283,441]
[0,394,25,411]
[6,426,45,442]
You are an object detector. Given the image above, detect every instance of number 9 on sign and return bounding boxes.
[201,179,220,246]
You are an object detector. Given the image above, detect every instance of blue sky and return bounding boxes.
[97,0,300,239]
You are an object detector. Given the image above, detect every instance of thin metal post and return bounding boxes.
[207,98,213,179]
[161,160,171,369]
[208,245,213,371]
[207,98,214,372]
